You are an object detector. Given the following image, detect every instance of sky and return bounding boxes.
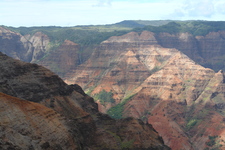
[1,0,225,27]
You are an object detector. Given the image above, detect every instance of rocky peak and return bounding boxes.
[25,32,50,62]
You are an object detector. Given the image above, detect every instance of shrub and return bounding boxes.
[107,94,136,119]
[95,90,115,104]
[186,119,197,130]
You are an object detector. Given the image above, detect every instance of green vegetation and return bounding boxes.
[205,135,223,150]
[6,25,130,46]
[186,119,198,130]
[121,139,135,149]
[184,105,203,131]
[133,21,225,36]
[151,66,160,74]
[7,20,225,48]
[134,20,173,26]
[85,86,96,96]
[95,90,115,104]
[107,94,136,119]
[206,136,218,147]
[107,101,124,119]
[106,130,135,149]
[5,24,130,64]
[5,20,225,73]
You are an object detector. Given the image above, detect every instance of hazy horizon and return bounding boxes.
[1,0,225,27]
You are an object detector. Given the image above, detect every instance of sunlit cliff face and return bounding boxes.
[63,31,225,150]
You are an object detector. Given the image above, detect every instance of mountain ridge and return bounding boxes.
[2,21,225,73]
[3,21,225,149]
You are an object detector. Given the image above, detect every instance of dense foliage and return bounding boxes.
[4,20,225,72]
[6,20,225,47]
[95,90,115,104]
[7,26,129,46]
[107,94,136,119]
[133,21,225,36]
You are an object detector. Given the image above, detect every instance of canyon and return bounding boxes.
[2,21,225,149]
[0,52,170,149]
[64,31,225,150]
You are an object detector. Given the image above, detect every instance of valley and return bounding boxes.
[1,20,225,149]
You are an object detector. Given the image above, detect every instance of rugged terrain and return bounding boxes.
[2,21,225,76]
[64,31,225,150]
[0,52,170,149]
[2,21,225,149]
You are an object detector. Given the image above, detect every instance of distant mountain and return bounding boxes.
[113,20,173,27]
[3,20,225,150]
[2,20,225,74]
[112,20,146,28]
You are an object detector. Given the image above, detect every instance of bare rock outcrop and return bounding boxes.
[0,27,50,63]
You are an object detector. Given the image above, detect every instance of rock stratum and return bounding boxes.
[0,52,170,149]
[0,27,81,78]
[64,31,225,150]
[2,25,225,77]
[2,24,225,150]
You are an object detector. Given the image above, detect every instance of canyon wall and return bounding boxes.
[64,31,225,150]
[2,25,225,149]
[0,52,170,149]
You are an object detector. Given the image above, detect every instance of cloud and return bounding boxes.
[93,0,112,7]
[1,0,225,27]
[215,1,225,14]
[184,0,214,17]
[169,0,220,20]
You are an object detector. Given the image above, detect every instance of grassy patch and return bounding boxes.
[107,93,136,119]
[94,90,115,104]
[133,21,225,36]
[205,135,223,150]
[186,119,198,130]
[105,130,135,149]
[121,139,135,149]
[151,66,160,74]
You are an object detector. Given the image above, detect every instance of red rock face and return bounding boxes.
[0,52,170,149]
[156,31,225,71]
[64,31,225,150]
[0,92,78,150]
[38,40,80,77]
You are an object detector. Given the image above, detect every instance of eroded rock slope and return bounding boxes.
[64,31,225,150]
[0,52,170,149]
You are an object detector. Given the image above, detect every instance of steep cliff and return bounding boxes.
[0,27,50,63]
[0,52,170,149]
[156,31,225,71]
[64,31,225,150]
[38,40,80,77]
